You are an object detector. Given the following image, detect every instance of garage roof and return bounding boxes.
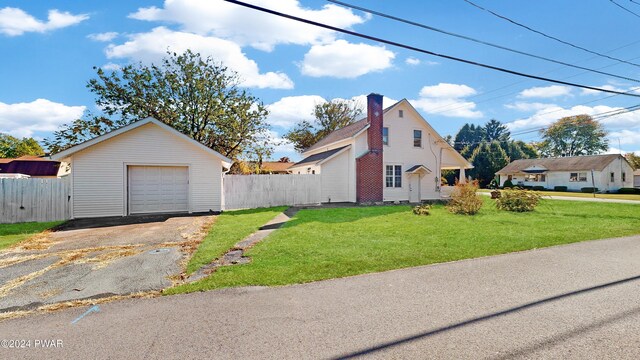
[50,117,233,168]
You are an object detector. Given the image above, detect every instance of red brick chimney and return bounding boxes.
[356,93,384,203]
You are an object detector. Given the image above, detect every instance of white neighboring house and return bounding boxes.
[634,169,640,188]
[51,117,232,219]
[288,94,472,203]
[495,154,634,192]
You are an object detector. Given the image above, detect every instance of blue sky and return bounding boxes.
[1,0,640,160]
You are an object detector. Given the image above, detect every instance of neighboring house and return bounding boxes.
[634,169,640,188]
[288,94,472,203]
[496,154,634,192]
[0,155,64,178]
[51,117,232,219]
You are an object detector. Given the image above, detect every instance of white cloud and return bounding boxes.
[410,83,482,118]
[129,0,366,51]
[609,129,640,145]
[349,95,399,112]
[267,95,326,128]
[0,99,86,138]
[518,85,572,99]
[105,27,293,89]
[507,105,640,132]
[300,40,395,78]
[504,102,556,112]
[405,57,420,66]
[101,63,121,71]
[0,7,88,36]
[88,32,118,42]
[581,85,640,96]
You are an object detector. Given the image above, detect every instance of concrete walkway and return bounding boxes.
[2,235,640,359]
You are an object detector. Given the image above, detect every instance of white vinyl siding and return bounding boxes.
[320,147,351,202]
[128,166,188,214]
[70,122,223,218]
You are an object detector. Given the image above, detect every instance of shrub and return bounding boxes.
[532,186,545,191]
[618,187,640,194]
[412,204,432,215]
[495,188,541,212]
[446,180,483,215]
[554,186,568,192]
[581,187,599,193]
[503,179,513,188]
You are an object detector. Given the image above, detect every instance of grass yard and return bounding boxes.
[185,206,287,274]
[167,198,640,295]
[479,189,640,201]
[0,221,63,250]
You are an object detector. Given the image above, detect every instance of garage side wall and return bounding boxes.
[71,123,222,218]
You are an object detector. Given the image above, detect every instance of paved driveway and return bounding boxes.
[0,215,213,313]
[1,235,639,359]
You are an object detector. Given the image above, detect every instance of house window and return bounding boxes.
[623,172,626,182]
[399,110,404,118]
[413,130,422,148]
[312,170,315,174]
[386,165,402,188]
[569,172,587,182]
[382,127,389,145]
[610,172,615,182]
[524,174,546,182]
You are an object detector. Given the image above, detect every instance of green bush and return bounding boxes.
[618,188,640,194]
[521,185,533,190]
[502,179,513,188]
[581,187,599,193]
[412,204,432,215]
[495,188,541,212]
[554,186,568,192]
[447,180,483,215]
[532,186,545,191]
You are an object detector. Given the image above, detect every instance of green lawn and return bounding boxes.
[0,221,63,250]
[479,189,640,201]
[167,198,640,295]
[185,207,287,274]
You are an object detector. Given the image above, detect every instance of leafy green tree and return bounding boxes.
[484,119,510,142]
[453,123,485,152]
[539,115,608,157]
[469,141,510,188]
[45,50,269,160]
[0,134,44,158]
[625,153,640,169]
[285,99,362,153]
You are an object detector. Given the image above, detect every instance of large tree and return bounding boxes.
[469,141,510,188]
[0,134,44,158]
[45,50,269,160]
[453,123,485,152]
[625,153,640,169]
[285,99,363,153]
[483,119,510,142]
[538,115,608,157]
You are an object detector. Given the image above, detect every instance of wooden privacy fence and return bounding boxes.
[0,177,71,224]
[223,174,321,210]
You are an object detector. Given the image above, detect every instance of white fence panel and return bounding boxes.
[0,177,71,224]
[223,174,321,210]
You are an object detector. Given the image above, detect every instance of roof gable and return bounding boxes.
[51,117,233,167]
[290,145,351,168]
[496,154,625,174]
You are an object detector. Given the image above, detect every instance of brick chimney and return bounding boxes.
[356,93,384,203]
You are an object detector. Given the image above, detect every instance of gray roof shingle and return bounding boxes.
[291,146,350,168]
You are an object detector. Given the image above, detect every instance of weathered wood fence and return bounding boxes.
[0,177,71,224]
[223,174,321,210]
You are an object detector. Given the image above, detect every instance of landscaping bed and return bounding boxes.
[167,198,640,294]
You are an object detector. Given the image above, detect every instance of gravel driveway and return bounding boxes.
[0,214,213,313]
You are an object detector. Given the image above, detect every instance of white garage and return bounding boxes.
[52,117,232,219]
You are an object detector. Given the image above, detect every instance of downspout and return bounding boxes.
[427,133,440,192]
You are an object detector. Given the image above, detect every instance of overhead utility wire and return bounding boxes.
[631,0,640,7]
[225,0,640,99]
[610,0,640,18]
[326,0,640,83]
[463,0,640,68]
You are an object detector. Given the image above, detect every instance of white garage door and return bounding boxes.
[128,166,189,214]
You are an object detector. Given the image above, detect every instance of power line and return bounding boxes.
[463,0,640,68]
[631,0,640,7]
[610,0,640,18]
[224,0,640,99]
[326,0,640,83]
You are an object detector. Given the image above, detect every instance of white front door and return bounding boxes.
[128,166,189,214]
[409,174,421,203]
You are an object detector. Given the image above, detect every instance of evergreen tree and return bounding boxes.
[469,141,510,188]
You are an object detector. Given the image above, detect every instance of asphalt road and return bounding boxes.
[1,235,640,359]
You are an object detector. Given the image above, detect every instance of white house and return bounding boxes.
[51,117,232,219]
[288,94,472,203]
[495,154,634,192]
[634,169,640,188]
